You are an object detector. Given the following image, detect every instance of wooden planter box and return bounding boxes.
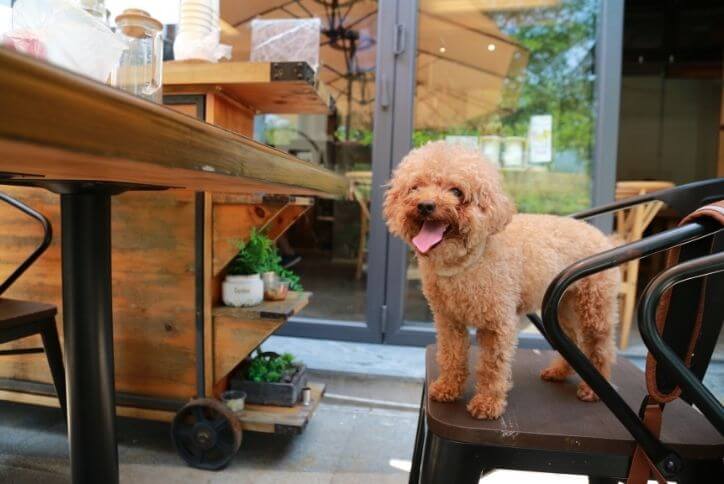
[231,363,308,407]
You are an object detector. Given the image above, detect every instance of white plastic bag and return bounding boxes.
[251,18,321,72]
[173,29,232,63]
[8,0,126,83]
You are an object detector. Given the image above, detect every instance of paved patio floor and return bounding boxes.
[1,336,720,483]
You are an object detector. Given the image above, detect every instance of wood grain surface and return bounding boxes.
[0,49,346,198]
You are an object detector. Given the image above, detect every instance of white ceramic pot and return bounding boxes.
[222,274,263,307]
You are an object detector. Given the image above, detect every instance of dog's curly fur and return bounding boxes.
[383,142,619,419]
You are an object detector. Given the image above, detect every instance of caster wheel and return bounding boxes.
[171,398,242,470]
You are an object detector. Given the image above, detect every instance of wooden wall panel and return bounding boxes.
[0,187,198,400]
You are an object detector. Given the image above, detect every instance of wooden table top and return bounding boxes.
[0,49,347,197]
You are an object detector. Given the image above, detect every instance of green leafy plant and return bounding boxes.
[227,229,303,291]
[247,350,296,383]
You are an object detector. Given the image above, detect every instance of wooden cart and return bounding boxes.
[0,56,344,469]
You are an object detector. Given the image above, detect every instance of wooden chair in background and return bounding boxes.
[614,180,674,349]
[346,171,373,280]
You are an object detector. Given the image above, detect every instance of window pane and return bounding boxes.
[405,0,599,324]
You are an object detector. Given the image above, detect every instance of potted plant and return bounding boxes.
[230,349,308,406]
[222,230,303,307]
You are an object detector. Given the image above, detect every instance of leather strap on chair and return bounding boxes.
[627,201,724,484]
[646,201,724,402]
[627,398,667,484]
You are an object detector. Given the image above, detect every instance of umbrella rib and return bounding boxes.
[418,48,511,80]
[280,5,302,18]
[346,10,376,29]
[295,0,314,17]
[419,10,527,52]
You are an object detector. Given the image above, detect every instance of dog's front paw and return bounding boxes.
[429,378,463,402]
[576,382,599,402]
[466,394,506,420]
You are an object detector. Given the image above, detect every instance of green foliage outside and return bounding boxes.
[247,350,296,383]
[228,229,303,291]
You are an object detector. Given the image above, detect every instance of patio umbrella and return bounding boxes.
[219,0,551,133]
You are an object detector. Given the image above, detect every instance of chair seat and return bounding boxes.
[425,346,723,459]
[0,298,57,329]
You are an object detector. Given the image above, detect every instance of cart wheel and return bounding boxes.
[171,398,242,470]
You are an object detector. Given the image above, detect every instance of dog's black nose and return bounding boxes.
[417,201,435,215]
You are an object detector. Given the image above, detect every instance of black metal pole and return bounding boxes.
[61,189,118,484]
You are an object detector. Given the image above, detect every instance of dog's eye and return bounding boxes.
[450,187,464,199]
[409,185,418,193]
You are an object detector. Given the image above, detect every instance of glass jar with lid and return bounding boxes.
[112,9,163,103]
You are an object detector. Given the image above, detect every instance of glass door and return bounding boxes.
[223,0,402,342]
[383,0,623,345]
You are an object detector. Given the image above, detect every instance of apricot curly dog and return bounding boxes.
[383,142,619,419]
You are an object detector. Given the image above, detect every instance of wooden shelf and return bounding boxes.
[213,292,311,320]
[212,292,311,384]
[164,61,332,115]
[237,382,325,434]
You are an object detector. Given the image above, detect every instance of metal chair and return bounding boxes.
[0,192,66,418]
[408,179,724,484]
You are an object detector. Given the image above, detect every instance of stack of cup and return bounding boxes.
[179,0,218,41]
[174,0,225,61]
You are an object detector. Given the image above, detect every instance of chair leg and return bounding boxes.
[588,478,618,484]
[40,317,67,421]
[408,384,426,484]
[677,459,724,484]
[420,432,484,484]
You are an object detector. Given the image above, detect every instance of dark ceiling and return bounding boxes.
[623,0,724,77]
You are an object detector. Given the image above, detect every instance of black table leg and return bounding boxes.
[61,189,118,484]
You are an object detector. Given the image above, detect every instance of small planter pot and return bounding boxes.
[221,390,247,413]
[222,274,263,307]
[231,358,308,407]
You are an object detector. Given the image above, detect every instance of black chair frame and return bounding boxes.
[530,179,724,481]
[0,191,65,417]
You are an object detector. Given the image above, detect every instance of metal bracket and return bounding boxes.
[271,62,316,84]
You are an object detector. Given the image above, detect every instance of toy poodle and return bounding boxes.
[383,142,619,419]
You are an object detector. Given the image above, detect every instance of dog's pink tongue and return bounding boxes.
[412,221,448,254]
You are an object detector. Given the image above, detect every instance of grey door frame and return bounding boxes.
[280,0,401,343]
[382,0,625,346]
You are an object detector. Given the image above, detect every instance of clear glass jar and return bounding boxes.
[113,9,163,103]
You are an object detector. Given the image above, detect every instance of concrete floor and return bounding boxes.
[0,387,614,484]
[1,337,721,483]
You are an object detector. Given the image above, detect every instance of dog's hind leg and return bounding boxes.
[429,315,470,402]
[572,272,618,402]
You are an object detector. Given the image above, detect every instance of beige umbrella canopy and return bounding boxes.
[220,0,543,131]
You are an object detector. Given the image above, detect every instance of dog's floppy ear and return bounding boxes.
[477,173,515,235]
[382,176,404,235]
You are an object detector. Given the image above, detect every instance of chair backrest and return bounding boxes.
[638,202,724,433]
[0,191,52,296]
[535,179,724,480]
[573,178,724,221]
